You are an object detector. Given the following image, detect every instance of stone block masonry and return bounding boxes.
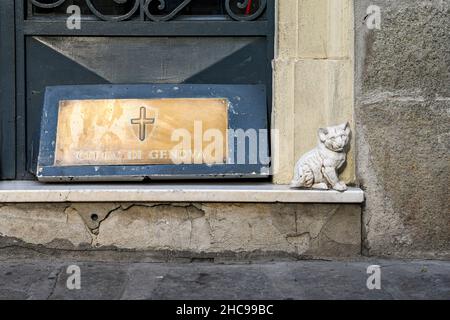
[273,0,356,185]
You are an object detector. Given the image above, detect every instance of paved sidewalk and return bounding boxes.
[0,258,448,300]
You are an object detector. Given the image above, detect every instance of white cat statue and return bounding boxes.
[290,122,351,192]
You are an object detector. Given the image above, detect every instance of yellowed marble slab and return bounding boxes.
[54,99,228,166]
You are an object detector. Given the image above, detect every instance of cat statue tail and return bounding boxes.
[290,164,314,188]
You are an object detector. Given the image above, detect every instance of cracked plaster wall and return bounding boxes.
[0,203,361,258]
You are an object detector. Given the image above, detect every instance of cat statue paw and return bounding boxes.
[291,122,351,192]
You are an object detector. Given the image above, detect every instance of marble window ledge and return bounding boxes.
[0,181,364,204]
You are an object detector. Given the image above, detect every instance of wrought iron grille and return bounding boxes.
[29,0,268,21]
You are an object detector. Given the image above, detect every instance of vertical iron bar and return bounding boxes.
[0,0,17,179]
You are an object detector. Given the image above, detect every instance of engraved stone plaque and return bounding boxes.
[37,84,268,181]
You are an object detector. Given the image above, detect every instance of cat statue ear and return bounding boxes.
[318,128,328,142]
[341,122,351,136]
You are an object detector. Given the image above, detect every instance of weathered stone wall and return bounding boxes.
[0,203,361,259]
[355,0,450,258]
[1,0,448,261]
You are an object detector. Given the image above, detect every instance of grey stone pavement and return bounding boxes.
[0,256,449,300]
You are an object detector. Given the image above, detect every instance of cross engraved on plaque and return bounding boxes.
[131,106,155,141]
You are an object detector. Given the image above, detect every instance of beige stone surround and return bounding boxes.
[272,0,355,184]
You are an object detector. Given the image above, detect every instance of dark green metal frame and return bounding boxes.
[0,0,275,180]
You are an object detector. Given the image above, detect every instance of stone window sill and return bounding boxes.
[0,181,364,203]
